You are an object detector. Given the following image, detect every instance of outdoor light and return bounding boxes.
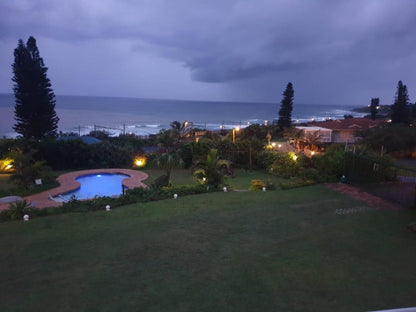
[289,152,298,161]
[0,158,14,172]
[232,127,240,144]
[262,187,266,192]
[223,187,227,192]
[173,194,178,199]
[23,214,29,221]
[311,151,315,156]
[278,144,282,148]
[105,205,111,211]
[134,156,146,168]
[202,177,206,182]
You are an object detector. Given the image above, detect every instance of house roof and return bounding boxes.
[315,118,386,131]
[296,126,332,132]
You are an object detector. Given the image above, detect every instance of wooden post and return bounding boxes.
[249,147,252,171]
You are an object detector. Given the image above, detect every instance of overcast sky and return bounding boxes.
[0,0,415,105]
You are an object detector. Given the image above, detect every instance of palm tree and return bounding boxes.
[193,149,231,189]
[152,152,184,185]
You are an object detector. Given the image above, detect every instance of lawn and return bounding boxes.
[1,185,415,312]
[0,174,12,191]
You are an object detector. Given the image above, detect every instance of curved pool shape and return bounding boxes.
[60,173,130,200]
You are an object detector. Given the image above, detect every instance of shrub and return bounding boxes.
[4,200,34,220]
[152,174,170,189]
[250,179,266,191]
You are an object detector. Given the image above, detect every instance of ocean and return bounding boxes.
[0,94,365,138]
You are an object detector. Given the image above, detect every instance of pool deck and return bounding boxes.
[0,169,148,210]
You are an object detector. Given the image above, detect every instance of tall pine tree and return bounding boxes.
[12,36,59,139]
[370,97,379,120]
[278,82,294,129]
[391,80,409,124]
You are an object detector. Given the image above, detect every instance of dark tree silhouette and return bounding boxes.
[391,80,409,124]
[370,97,379,120]
[278,82,294,129]
[12,36,59,139]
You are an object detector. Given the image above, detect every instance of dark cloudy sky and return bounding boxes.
[0,0,415,105]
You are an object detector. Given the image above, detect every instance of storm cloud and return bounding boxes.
[0,0,415,105]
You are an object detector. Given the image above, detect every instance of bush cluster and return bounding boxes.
[250,179,266,191]
[0,184,209,222]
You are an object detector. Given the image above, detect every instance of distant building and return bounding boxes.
[315,118,386,143]
[295,126,332,143]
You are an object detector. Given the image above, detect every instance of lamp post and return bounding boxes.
[232,127,240,144]
[266,132,272,150]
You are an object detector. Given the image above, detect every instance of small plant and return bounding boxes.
[250,179,266,191]
[7,200,33,220]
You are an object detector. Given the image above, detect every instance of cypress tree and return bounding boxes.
[12,36,59,139]
[278,82,294,129]
[391,80,409,124]
[370,97,379,120]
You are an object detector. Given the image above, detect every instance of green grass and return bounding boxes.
[1,185,415,311]
[0,174,12,191]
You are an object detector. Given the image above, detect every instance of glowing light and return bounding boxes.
[271,142,276,147]
[278,144,282,148]
[0,158,14,172]
[289,152,298,161]
[311,151,315,156]
[97,174,102,177]
[134,156,147,168]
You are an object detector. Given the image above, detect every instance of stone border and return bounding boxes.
[0,169,148,210]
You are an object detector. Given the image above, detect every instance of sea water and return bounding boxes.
[0,93,365,138]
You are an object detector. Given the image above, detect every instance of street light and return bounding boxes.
[232,127,240,144]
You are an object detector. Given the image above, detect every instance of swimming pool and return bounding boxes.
[60,173,129,200]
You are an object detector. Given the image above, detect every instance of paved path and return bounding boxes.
[0,169,148,210]
[325,183,403,211]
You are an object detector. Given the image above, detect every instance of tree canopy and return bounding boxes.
[370,97,379,120]
[278,82,294,129]
[391,80,409,124]
[12,36,59,139]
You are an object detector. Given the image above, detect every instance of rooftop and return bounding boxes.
[315,118,386,131]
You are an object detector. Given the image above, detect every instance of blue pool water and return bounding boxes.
[61,173,129,200]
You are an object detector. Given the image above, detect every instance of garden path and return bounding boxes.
[325,183,403,210]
